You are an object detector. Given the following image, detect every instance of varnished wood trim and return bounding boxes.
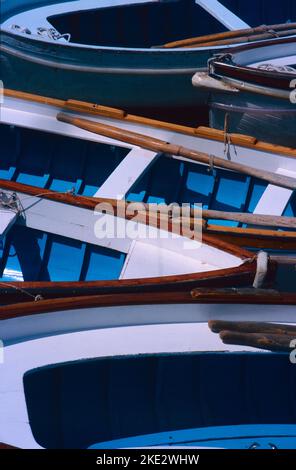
[212,60,293,90]
[0,179,252,259]
[4,89,296,158]
[0,288,295,321]
[0,260,259,305]
[205,224,296,250]
[56,113,296,190]
[0,443,19,449]
[160,23,296,48]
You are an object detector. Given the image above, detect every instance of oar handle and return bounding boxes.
[159,22,296,48]
[209,319,296,336]
[220,330,295,352]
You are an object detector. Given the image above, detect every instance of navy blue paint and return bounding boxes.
[0,124,129,195]
[23,352,296,449]
[221,0,296,26]
[49,0,226,48]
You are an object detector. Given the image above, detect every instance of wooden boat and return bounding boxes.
[2,88,296,253]
[0,175,272,303]
[1,294,296,449]
[193,36,296,146]
[1,0,296,121]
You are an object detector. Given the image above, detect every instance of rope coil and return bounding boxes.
[10,24,71,42]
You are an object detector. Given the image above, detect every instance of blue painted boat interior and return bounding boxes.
[23,352,296,449]
[0,123,271,219]
[221,0,296,28]
[0,124,129,196]
[2,0,296,36]
[129,156,265,213]
[49,1,227,47]
[127,153,296,223]
[47,0,296,48]
[0,225,126,282]
[1,122,295,240]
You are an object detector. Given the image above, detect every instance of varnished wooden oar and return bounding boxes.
[160,22,296,48]
[185,28,296,49]
[209,320,296,336]
[191,288,284,302]
[1,174,294,229]
[219,330,295,352]
[128,202,296,229]
[5,88,296,160]
[57,113,296,191]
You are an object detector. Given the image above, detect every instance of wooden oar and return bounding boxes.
[57,113,296,191]
[209,320,296,336]
[185,28,296,49]
[219,330,295,352]
[35,179,292,230]
[111,200,294,229]
[191,208,296,229]
[191,288,284,302]
[268,255,296,265]
[159,22,296,48]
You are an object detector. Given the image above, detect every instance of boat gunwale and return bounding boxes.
[0,179,266,299]
[0,25,229,54]
[0,0,247,54]
[1,288,296,321]
[209,37,296,90]
[2,3,296,54]
[0,178,252,260]
[210,60,296,91]
[4,88,296,159]
[0,259,258,303]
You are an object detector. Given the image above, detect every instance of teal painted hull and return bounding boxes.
[1,0,296,119]
[209,90,296,148]
[0,31,212,114]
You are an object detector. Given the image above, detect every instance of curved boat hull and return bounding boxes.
[1,322,296,448]
[194,37,296,146]
[209,91,296,148]
[2,0,295,121]
[0,31,211,115]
